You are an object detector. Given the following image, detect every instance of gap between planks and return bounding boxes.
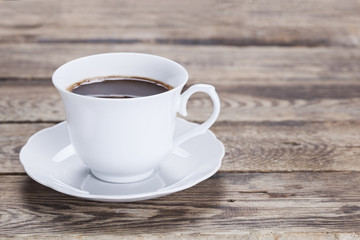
[2,37,357,48]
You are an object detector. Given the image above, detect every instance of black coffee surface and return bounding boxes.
[68,76,172,98]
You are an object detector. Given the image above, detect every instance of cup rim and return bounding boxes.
[52,52,189,101]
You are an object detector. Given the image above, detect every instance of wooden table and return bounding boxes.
[1,0,360,239]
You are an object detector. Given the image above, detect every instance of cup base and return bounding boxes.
[91,169,155,183]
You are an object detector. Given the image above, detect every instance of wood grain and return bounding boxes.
[1,44,360,80]
[0,0,360,47]
[0,45,360,122]
[217,121,360,172]
[2,121,359,173]
[1,1,360,237]
[1,233,360,240]
[0,123,52,173]
[1,80,359,122]
[1,172,360,236]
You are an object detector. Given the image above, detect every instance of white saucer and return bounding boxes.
[20,118,224,202]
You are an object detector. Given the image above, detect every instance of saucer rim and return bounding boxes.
[20,118,224,201]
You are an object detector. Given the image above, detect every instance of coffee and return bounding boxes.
[68,76,173,98]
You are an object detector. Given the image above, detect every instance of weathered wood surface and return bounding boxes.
[2,80,360,122]
[2,234,360,240]
[0,45,359,122]
[1,172,360,237]
[1,0,360,238]
[1,121,360,173]
[0,48,359,236]
[1,44,360,80]
[1,233,360,240]
[0,0,360,47]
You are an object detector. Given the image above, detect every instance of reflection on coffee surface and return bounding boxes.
[68,76,173,98]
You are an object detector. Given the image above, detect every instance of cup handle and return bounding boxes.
[173,84,220,148]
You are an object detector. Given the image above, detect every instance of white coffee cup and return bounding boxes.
[52,53,220,183]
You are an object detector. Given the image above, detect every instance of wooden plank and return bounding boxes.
[1,172,360,236]
[216,121,360,172]
[0,44,360,122]
[0,0,360,47]
[0,80,359,122]
[0,123,52,173]
[0,44,360,80]
[2,121,360,173]
[1,233,360,240]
